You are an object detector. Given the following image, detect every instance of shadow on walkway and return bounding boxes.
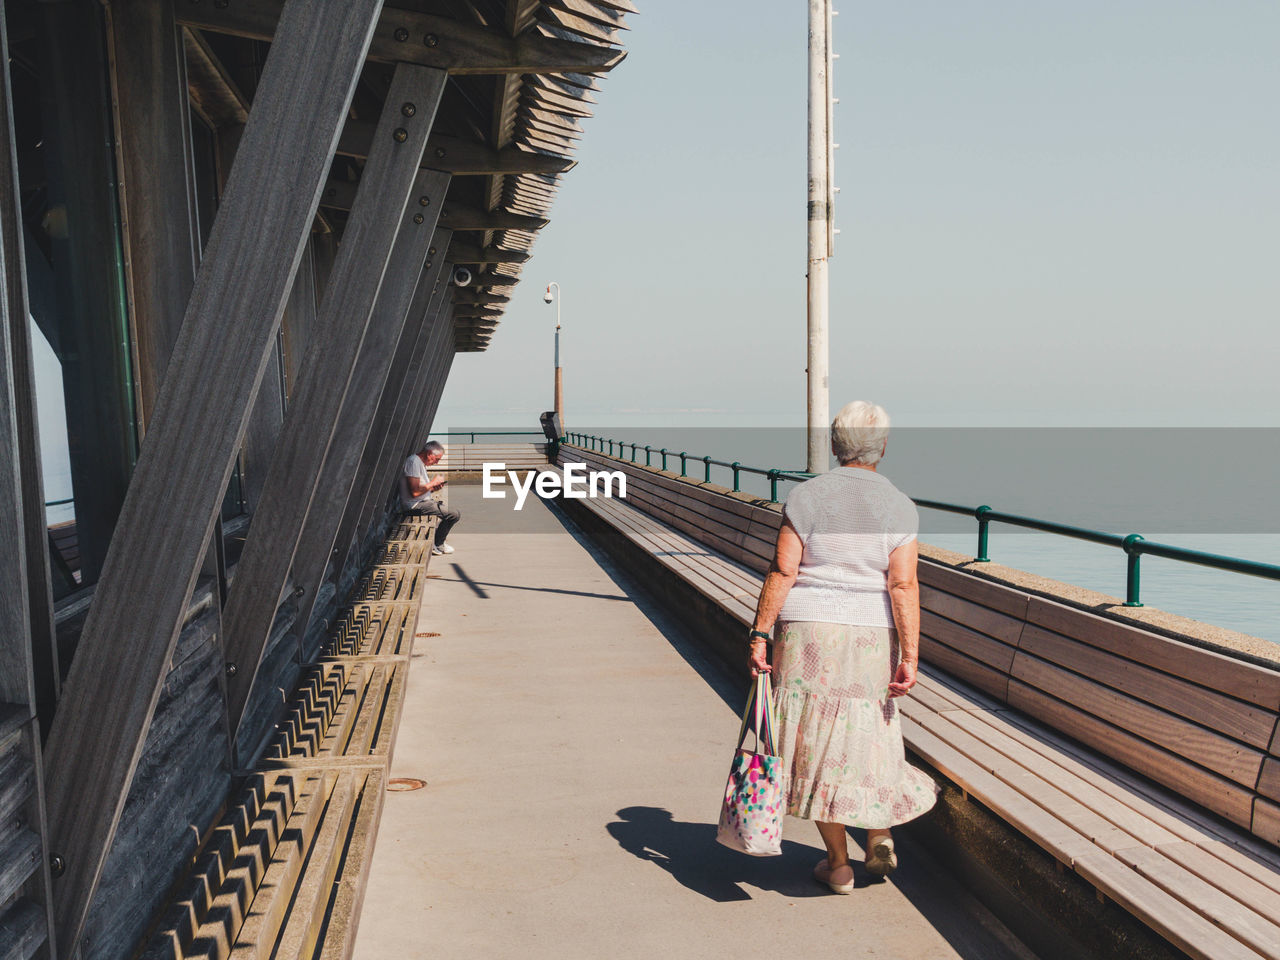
[606,806,838,901]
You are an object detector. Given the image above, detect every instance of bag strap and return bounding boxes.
[735,672,780,755]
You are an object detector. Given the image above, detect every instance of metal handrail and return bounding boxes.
[44,497,74,507]
[428,430,545,443]
[563,432,812,501]
[563,433,1280,608]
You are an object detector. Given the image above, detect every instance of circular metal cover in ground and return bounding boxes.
[387,777,427,792]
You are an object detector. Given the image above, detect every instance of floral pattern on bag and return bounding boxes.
[716,750,784,856]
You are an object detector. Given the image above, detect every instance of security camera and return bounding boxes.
[452,266,472,287]
[543,289,553,304]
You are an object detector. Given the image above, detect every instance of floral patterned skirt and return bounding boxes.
[773,621,938,828]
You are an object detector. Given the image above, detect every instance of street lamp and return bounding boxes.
[544,282,564,426]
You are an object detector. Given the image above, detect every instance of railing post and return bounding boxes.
[608,439,614,456]
[631,443,637,462]
[679,451,687,477]
[731,461,741,492]
[975,505,992,562]
[644,445,651,466]
[660,448,668,470]
[1123,534,1145,607]
[703,455,712,483]
[768,469,780,502]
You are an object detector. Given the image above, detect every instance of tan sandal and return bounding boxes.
[813,857,855,894]
[864,836,897,877]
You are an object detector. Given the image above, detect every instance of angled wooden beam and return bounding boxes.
[0,8,57,951]
[336,125,574,176]
[453,306,504,319]
[41,3,384,950]
[175,1,626,75]
[447,241,529,265]
[339,282,454,574]
[289,220,452,654]
[0,4,58,736]
[220,64,447,744]
[309,252,451,632]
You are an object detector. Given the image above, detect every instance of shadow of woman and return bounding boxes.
[606,806,836,902]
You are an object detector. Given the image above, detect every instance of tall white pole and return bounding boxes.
[806,0,833,473]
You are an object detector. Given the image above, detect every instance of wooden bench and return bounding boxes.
[556,444,1280,960]
[138,514,435,959]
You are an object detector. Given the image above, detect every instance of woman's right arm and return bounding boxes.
[886,539,920,697]
[749,521,803,675]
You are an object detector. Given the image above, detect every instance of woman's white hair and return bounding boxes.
[831,401,890,465]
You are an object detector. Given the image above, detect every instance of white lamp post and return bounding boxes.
[544,282,564,426]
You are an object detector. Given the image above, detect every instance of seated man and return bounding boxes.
[401,441,460,555]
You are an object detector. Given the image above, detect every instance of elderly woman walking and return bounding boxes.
[748,401,937,893]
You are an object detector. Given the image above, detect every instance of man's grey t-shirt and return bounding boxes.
[401,453,432,509]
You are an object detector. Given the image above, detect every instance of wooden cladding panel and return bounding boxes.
[0,898,45,960]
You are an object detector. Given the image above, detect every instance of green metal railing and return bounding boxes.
[428,430,546,443]
[563,432,1280,608]
[564,431,812,502]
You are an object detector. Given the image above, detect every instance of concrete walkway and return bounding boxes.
[353,486,1037,960]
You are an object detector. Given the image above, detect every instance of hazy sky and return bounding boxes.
[436,0,1279,430]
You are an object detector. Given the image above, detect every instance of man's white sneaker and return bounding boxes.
[431,543,455,556]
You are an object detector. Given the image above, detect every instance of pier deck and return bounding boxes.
[352,487,1035,959]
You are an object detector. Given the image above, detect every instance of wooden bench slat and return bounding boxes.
[921,585,1026,646]
[900,714,1096,865]
[919,637,1011,703]
[1008,679,1256,828]
[921,610,1019,674]
[919,560,1034,619]
[918,666,1013,713]
[1112,843,1280,960]
[268,775,357,960]
[1027,598,1280,711]
[1258,758,1280,804]
[1254,797,1280,846]
[1154,841,1280,930]
[1011,652,1264,788]
[907,705,1139,854]
[1020,624,1277,750]
[224,772,335,959]
[1072,850,1265,960]
[941,709,1183,849]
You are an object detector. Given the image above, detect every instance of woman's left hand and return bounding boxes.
[888,659,917,698]
[749,641,771,676]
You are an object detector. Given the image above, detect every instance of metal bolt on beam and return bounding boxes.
[393,127,408,143]
[402,102,416,117]
[394,27,409,42]
[424,33,439,47]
